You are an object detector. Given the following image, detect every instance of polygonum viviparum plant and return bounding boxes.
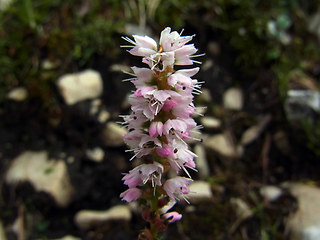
[120,27,204,240]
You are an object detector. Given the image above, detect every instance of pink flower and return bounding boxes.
[131,67,155,88]
[163,211,182,223]
[121,28,204,224]
[156,145,173,157]
[163,119,188,138]
[149,121,164,137]
[162,97,178,111]
[174,44,198,65]
[134,86,155,97]
[167,69,200,94]
[159,27,194,52]
[163,177,193,202]
[120,188,142,202]
[125,35,157,57]
[129,90,175,120]
[172,102,195,118]
[122,162,163,188]
[167,140,197,176]
[123,111,148,130]
[123,130,145,150]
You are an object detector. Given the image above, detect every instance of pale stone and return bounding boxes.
[260,185,283,202]
[51,235,81,240]
[204,133,239,158]
[86,147,104,162]
[200,116,221,129]
[230,198,252,219]
[0,220,7,240]
[223,87,243,110]
[75,205,131,230]
[90,99,102,115]
[66,156,75,164]
[97,110,110,123]
[201,59,213,71]
[187,181,212,201]
[7,87,28,101]
[102,122,127,147]
[57,70,103,105]
[109,64,131,73]
[284,183,320,240]
[240,115,271,145]
[285,90,320,121]
[5,151,74,207]
[41,59,61,70]
[194,144,210,179]
[199,88,212,102]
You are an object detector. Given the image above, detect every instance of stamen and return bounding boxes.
[191,53,206,58]
[121,36,136,45]
[122,77,137,82]
[192,60,202,64]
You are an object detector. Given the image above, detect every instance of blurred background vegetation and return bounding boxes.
[1,0,320,143]
[1,0,320,239]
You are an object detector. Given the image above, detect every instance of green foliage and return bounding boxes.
[0,0,126,105]
[72,16,123,66]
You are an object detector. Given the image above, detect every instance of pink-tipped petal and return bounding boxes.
[163,211,182,223]
[120,188,142,202]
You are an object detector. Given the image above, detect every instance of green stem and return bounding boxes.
[150,196,159,239]
[24,0,36,29]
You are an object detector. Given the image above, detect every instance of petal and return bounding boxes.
[120,188,142,202]
[163,211,182,223]
[133,35,157,50]
[156,145,173,157]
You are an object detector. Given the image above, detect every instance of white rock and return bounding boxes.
[284,183,320,240]
[57,70,103,105]
[223,87,243,110]
[230,198,252,219]
[109,64,131,73]
[0,220,6,240]
[5,151,74,207]
[86,147,104,162]
[260,185,283,202]
[97,110,110,123]
[102,122,127,147]
[194,144,210,179]
[200,116,221,129]
[187,181,212,201]
[204,133,240,158]
[201,59,214,71]
[41,59,60,70]
[90,99,102,115]
[285,90,320,121]
[198,88,212,102]
[240,115,271,145]
[75,205,131,230]
[51,235,81,240]
[7,87,28,101]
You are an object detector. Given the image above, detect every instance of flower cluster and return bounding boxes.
[120,27,203,236]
